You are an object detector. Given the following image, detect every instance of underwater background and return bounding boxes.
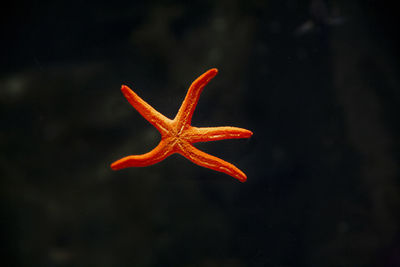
[1,0,399,266]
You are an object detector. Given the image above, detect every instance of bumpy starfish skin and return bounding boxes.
[111,68,252,182]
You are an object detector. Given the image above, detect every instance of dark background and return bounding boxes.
[1,0,399,266]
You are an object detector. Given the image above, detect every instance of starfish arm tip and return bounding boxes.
[121,84,130,92]
[110,161,120,171]
[235,171,247,182]
[210,68,218,73]
[240,129,253,138]
[110,158,133,170]
[227,169,248,183]
[207,68,218,78]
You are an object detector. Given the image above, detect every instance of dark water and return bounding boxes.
[1,1,399,266]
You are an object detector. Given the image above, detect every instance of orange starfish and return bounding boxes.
[110,68,253,182]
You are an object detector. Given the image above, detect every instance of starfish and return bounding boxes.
[110,68,253,182]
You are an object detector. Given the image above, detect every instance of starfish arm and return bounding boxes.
[110,140,173,170]
[174,68,218,128]
[121,85,172,135]
[178,142,247,182]
[186,126,253,143]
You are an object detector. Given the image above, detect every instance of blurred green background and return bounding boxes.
[1,0,399,266]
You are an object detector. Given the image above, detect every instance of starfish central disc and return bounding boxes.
[110,68,253,182]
